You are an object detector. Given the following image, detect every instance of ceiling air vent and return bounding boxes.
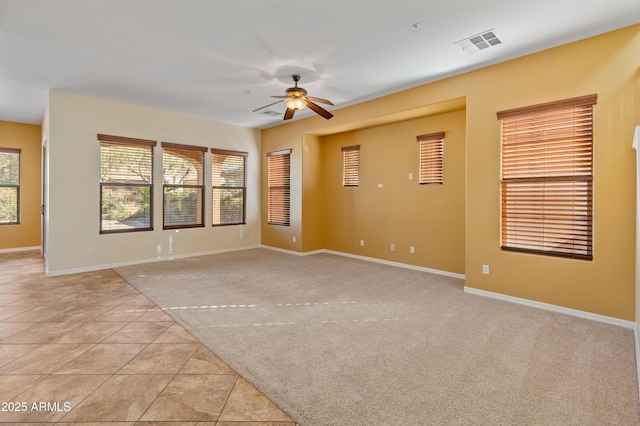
[259,110,281,117]
[456,29,501,54]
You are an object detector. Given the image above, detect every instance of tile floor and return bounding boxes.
[0,250,299,425]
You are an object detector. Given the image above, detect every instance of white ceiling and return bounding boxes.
[1,1,639,129]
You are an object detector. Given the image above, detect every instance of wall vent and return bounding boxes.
[456,29,501,54]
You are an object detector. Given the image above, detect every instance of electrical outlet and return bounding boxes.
[292,236,296,243]
[482,264,490,275]
[84,247,91,255]
[410,246,415,254]
[408,173,414,180]
[360,240,365,247]
[390,243,395,251]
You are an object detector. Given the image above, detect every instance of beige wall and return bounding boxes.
[262,24,640,320]
[0,120,41,250]
[45,91,261,274]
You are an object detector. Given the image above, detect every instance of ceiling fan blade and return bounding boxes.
[284,108,296,120]
[307,96,334,106]
[271,95,289,99]
[306,100,333,120]
[252,99,284,112]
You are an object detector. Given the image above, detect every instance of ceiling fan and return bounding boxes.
[253,74,334,120]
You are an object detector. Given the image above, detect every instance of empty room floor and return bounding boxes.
[0,250,298,425]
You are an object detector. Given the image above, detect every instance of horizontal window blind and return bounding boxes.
[497,94,596,260]
[0,148,21,225]
[267,149,291,226]
[162,142,206,229]
[212,149,247,226]
[342,145,360,187]
[99,135,155,233]
[100,141,154,184]
[417,132,445,184]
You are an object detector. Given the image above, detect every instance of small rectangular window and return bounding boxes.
[99,135,155,233]
[342,145,360,187]
[267,149,291,226]
[0,148,21,225]
[212,149,247,226]
[497,94,596,260]
[162,142,206,229]
[418,132,445,184]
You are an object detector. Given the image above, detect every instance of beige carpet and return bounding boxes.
[116,248,640,425]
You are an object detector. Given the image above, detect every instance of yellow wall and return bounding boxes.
[0,120,42,250]
[301,134,324,252]
[318,110,466,273]
[262,24,640,320]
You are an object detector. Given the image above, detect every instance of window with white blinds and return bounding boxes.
[497,94,596,260]
[99,134,155,233]
[212,148,247,226]
[0,148,21,225]
[267,149,291,226]
[418,132,445,184]
[162,142,206,229]
[342,145,360,187]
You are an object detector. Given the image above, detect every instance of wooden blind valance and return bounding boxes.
[211,148,248,157]
[98,134,156,147]
[161,141,207,152]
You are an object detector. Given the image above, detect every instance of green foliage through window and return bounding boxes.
[0,149,20,225]
[99,136,155,233]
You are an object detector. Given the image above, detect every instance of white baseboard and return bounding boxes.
[0,246,40,254]
[261,245,465,280]
[45,244,262,276]
[635,325,640,400]
[464,286,635,329]
[260,245,319,257]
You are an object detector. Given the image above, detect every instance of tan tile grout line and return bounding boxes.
[214,373,242,424]
[134,341,212,422]
[53,283,167,423]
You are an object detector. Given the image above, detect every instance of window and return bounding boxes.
[99,135,155,233]
[162,142,206,229]
[497,94,596,260]
[417,132,445,184]
[0,148,20,225]
[342,145,360,187]
[212,149,247,226]
[267,149,291,226]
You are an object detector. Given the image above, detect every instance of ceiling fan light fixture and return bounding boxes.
[285,96,307,110]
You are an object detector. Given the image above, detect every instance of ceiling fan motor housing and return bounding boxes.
[286,75,306,97]
[285,86,307,97]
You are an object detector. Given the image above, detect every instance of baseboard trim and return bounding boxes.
[45,245,263,277]
[260,245,465,280]
[323,250,466,280]
[635,324,640,400]
[0,246,40,254]
[259,245,319,257]
[464,286,635,329]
